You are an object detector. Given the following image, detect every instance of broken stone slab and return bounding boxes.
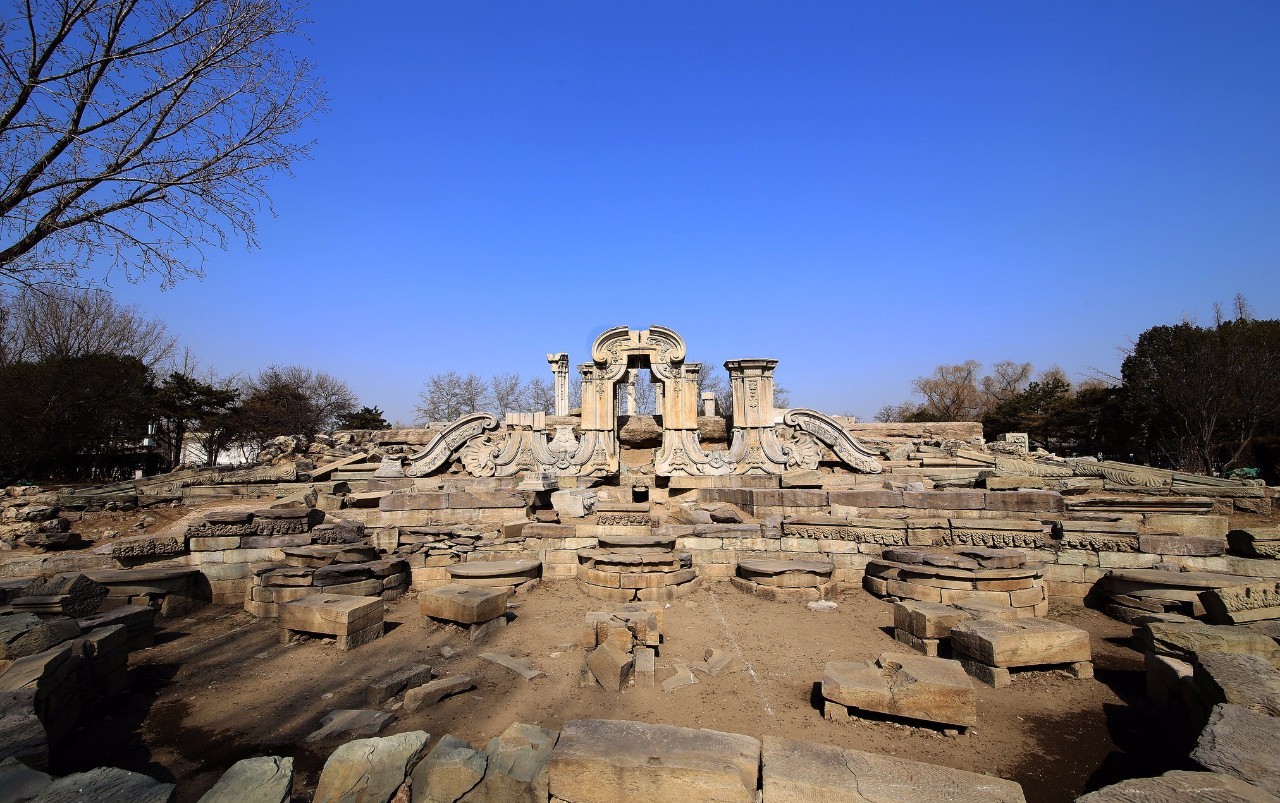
[585,642,633,692]
[1076,770,1280,802]
[16,574,106,618]
[1138,620,1280,666]
[27,766,174,803]
[304,709,395,742]
[368,664,435,707]
[463,721,558,803]
[313,730,430,803]
[1193,652,1280,716]
[548,719,760,803]
[198,756,293,803]
[479,653,545,681]
[1227,528,1280,559]
[0,689,46,770]
[893,600,973,640]
[0,756,50,801]
[687,648,733,678]
[409,733,487,803]
[421,585,510,625]
[550,488,597,519]
[633,647,655,688]
[951,618,1091,668]
[822,653,976,729]
[661,661,699,693]
[1191,703,1280,797]
[761,735,1025,802]
[0,615,79,661]
[1201,580,1280,625]
[403,676,474,713]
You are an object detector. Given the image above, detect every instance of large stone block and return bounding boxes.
[951,618,1090,668]
[409,733,487,803]
[199,756,293,803]
[902,490,986,511]
[1191,704,1280,798]
[314,730,429,803]
[822,654,976,728]
[1144,513,1229,538]
[462,721,558,803]
[984,490,1064,513]
[279,594,382,637]
[1139,534,1225,557]
[548,719,760,803]
[1076,770,1279,803]
[1193,652,1280,715]
[420,585,509,625]
[1139,621,1280,666]
[761,736,1025,802]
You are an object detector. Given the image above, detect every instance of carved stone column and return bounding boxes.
[547,352,570,416]
[726,359,778,427]
[624,369,637,416]
[701,392,716,417]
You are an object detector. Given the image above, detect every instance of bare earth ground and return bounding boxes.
[50,580,1198,803]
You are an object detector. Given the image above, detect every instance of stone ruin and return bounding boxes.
[0,323,1278,801]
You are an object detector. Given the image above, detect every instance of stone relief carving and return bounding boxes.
[782,409,883,474]
[994,457,1074,478]
[406,413,500,477]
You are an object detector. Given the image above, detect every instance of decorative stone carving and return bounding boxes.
[993,457,1072,478]
[782,409,883,474]
[406,413,500,477]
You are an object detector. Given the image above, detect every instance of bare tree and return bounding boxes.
[416,371,490,423]
[0,0,325,287]
[979,361,1033,406]
[490,372,526,417]
[524,376,555,414]
[912,360,985,421]
[0,285,175,366]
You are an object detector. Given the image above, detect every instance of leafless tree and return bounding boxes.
[912,360,985,421]
[415,371,490,423]
[0,0,325,287]
[0,285,175,366]
[240,364,357,436]
[524,376,555,414]
[489,372,526,417]
[979,361,1033,406]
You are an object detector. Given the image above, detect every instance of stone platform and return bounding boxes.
[731,559,835,602]
[1102,568,1253,622]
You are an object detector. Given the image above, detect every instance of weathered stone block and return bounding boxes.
[420,584,509,625]
[313,731,429,803]
[279,594,382,637]
[549,719,759,803]
[951,618,1090,668]
[761,736,1024,802]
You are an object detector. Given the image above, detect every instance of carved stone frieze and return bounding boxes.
[941,530,1048,549]
[782,409,883,474]
[994,457,1073,478]
[406,413,501,477]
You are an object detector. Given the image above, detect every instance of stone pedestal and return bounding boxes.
[279,594,383,651]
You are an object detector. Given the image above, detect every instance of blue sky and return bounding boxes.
[112,1,1280,424]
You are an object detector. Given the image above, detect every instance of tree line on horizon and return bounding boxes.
[876,297,1280,480]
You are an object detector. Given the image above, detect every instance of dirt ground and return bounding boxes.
[52,579,1199,803]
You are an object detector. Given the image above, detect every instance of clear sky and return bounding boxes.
[111,1,1280,425]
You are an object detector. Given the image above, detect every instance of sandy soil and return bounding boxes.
[52,581,1198,803]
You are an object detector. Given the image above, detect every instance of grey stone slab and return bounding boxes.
[1192,703,1280,797]
[314,731,429,803]
[198,756,293,803]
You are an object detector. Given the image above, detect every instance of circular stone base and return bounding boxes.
[731,576,836,602]
[447,559,542,587]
